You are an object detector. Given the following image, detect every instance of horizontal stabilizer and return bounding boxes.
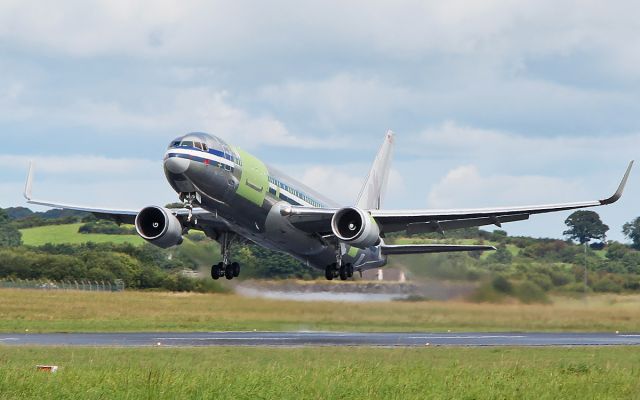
[381,244,496,255]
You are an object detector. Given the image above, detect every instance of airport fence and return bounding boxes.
[0,278,125,292]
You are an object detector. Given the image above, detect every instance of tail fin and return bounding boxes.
[356,130,395,210]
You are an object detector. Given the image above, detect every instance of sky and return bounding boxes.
[1,0,639,242]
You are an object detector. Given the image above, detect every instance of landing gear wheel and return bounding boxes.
[339,265,348,280]
[232,262,240,278]
[346,263,354,278]
[325,264,334,280]
[225,264,234,280]
[211,262,223,280]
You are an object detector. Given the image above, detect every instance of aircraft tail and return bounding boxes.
[356,130,395,210]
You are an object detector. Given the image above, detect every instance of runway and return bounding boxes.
[2,331,640,347]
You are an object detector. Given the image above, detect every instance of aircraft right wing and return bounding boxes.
[23,162,232,234]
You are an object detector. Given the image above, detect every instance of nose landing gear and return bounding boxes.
[180,192,201,223]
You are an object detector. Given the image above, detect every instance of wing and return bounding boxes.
[23,163,231,235]
[283,161,633,236]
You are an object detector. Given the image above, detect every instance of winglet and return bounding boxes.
[600,160,633,205]
[24,162,34,201]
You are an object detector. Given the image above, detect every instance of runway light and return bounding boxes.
[616,331,620,334]
[157,342,162,346]
[425,343,430,346]
[36,365,58,373]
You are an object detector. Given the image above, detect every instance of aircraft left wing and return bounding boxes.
[284,161,633,236]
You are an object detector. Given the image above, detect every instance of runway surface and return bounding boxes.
[2,331,640,347]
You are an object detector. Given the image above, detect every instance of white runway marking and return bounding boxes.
[408,335,527,340]
[156,337,297,341]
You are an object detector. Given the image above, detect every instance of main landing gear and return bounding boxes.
[211,232,241,280]
[325,245,354,281]
[324,263,354,281]
[211,261,240,280]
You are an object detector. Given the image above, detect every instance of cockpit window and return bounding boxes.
[194,142,203,150]
[202,143,208,151]
[170,141,180,148]
[180,141,194,147]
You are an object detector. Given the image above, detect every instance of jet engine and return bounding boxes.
[331,207,381,249]
[135,206,184,248]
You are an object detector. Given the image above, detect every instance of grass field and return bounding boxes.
[0,346,639,399]
[3,289,640,333]
[19,224,145,246]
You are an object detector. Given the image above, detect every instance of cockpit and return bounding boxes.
[168,139,209,152]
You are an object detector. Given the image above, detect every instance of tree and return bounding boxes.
[563,211,609,244]
[486,243,513,264]
[0,209,22,248]
[623,217,640,250]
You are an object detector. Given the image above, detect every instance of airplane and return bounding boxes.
[23,131,633,281]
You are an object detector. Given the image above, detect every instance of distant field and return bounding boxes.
[2,289,640,333]
[20,223,145,246]
[0,346,639,399]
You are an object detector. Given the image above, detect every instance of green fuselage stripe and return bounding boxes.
[235,148,269,207]
[347,246,359,258]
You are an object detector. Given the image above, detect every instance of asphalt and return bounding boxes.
[2,331,640,347]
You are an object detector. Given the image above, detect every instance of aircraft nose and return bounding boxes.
[164,156,190,174]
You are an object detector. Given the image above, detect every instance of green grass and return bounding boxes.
[4,289,640,333]
[20,224,145,246]
[0,346,639,399]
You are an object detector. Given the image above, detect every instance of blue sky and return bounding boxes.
[1,0,639,241]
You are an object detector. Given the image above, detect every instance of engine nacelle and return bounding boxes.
[331,207,381,249]
[135,206,184,249]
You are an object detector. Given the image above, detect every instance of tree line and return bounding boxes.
[3,206,640,297]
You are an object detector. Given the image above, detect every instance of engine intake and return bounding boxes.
[331,207,381,249]
[135,206,183,249]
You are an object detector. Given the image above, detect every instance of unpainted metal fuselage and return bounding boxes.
[163,132,386,272]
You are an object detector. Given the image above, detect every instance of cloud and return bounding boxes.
[259,74,417,129]
[296,164,406,207]
[0,87,345,150]
[0,154,160,176]
[417,121,640,174]
[427,164,585,209]
[1,0,639,76]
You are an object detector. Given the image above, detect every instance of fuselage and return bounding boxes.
[163,132,387,272]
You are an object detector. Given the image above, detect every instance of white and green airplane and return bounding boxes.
[24,131,633,281]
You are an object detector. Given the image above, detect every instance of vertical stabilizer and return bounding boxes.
[356,130,395,210]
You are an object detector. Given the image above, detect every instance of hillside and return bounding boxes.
[20,223,145,246]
